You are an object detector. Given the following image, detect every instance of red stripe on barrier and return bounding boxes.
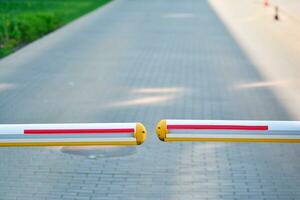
[167,125,268,131]
[24,128,134,134]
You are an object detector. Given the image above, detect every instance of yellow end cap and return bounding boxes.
[156,120,168,141]
[134,123,147,145]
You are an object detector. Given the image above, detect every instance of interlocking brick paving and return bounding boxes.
[0,0,299,199]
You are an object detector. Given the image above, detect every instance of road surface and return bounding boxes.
[0,0,299,199]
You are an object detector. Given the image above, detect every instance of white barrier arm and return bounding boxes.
[156,120,300,143]
[0,122,146,147]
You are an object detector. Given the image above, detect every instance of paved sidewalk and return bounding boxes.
[0,0,299,199]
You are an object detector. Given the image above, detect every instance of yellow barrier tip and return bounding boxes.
[156,120,167,141]
[135,123,147,145]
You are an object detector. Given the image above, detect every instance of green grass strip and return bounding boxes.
[0,0,112,58]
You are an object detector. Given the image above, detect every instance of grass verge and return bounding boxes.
[0,0,111,58]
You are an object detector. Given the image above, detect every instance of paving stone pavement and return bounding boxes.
[0,0,299,199]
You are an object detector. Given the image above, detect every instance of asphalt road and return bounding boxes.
[0,0,299,199]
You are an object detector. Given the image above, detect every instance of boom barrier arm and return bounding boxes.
[156,119,300,143]
[0,122,147,147]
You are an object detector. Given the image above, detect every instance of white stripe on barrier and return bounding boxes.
[167,134,300,139]
[166,120,300,131]
[0,123,137,135]
[0,138,137,143]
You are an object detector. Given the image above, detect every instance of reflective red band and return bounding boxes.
[167,125,268,131]
[24,128,134,134]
